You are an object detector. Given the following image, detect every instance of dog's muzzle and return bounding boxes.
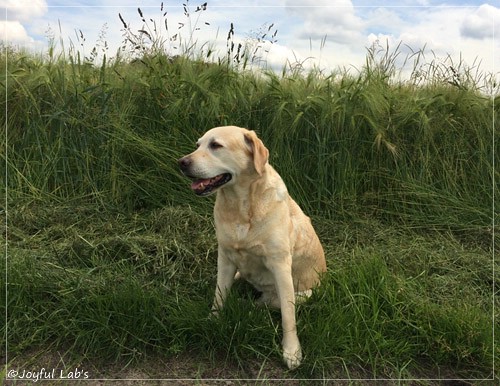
[178,156,232,196]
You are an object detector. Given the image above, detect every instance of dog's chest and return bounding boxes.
[217,223,274,289]
[216,219,261,253]
[234,222,250,241]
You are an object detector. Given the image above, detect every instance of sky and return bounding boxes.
[2,0,499,83]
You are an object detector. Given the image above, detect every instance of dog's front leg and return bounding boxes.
[212,248,237,313]
[270,261,302,370]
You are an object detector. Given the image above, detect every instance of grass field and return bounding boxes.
[4,201,497,382]
[2,5,499,383]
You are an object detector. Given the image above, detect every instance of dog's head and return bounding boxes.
[178,126,269,196]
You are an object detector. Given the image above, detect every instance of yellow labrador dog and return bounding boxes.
[178,126,326,369]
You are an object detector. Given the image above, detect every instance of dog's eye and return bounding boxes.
[210,141,223,150]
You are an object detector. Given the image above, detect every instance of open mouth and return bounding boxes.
[190,173,232,196]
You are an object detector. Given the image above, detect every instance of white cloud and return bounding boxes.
[278,2,498,81]
[5,0,48,22]
[366,7,456,52]
[0,20,34,44]
[2,1,497,79]
[396,6,497,59]
[258,40,299,69]
[364,4,499,82]
[365,7,405,35]
[460,4,500,40]
[285,0,365,44]
[2,0,48,47]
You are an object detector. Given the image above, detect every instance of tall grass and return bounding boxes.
[2,33,496,233]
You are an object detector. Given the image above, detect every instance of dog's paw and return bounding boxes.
[283,344,302,370]
[210,305,222,319]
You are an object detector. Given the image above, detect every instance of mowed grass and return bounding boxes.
[1,4,498,381]
[4,200,496,381]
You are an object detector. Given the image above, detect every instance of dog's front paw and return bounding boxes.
[210,304,222,318]
[283,343,302,370]
[211,307,225,319]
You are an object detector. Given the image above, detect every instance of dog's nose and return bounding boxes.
[178,156,191,172]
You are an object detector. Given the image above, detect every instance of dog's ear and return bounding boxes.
[244,130,269,175]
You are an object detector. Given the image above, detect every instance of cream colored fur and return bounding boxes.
[179,126,326,369]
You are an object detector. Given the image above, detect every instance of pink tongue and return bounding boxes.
[191,175,225,193]
[191,178,211,191]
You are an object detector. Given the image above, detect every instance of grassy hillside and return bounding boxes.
[1,13,498,382]
[3,42,497,229]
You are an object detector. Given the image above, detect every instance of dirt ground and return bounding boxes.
[4,349,495,386]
